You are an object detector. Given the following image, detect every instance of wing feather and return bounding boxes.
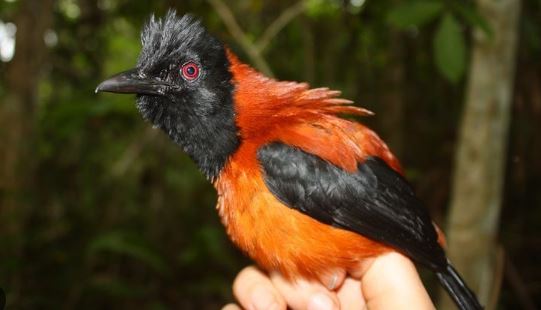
[257,142,447,271]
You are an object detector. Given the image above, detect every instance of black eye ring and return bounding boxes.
[181,62,200,80]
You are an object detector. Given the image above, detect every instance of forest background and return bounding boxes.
[0,0,538,309]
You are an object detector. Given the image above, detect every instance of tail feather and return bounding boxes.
[436,263,483,310]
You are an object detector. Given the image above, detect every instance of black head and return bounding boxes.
[96,11,239,180]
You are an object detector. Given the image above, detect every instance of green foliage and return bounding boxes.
[386,1,472,83]
[89,276,148,298]
[451,2,493,37]
[434,13,466,83]
[58,0,82,20]
[386,0,443,29]
[0,0,538,309]
[88,231,168,273]
[523,16,541,53]
[305,0,340,18]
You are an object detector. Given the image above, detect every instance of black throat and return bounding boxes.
[136,83,240,181]
[166,92,239,181]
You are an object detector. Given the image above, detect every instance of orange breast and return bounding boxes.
[213,118,398,281]
[215,152,390,281]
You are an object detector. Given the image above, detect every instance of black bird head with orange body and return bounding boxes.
[97,11,484,310]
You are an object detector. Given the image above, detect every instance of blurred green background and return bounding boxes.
[0,0,539,309]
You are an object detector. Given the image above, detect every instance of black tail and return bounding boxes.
[436,263,483,310]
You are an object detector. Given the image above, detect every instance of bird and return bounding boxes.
[96,11,482,310]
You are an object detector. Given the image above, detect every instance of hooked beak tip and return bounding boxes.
[95,79,116,94]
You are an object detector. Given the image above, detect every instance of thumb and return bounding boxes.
[353,252,435,310]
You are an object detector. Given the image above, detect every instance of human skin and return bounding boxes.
[223,252,435,310]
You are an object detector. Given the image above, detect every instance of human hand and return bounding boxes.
[222,252,435,310]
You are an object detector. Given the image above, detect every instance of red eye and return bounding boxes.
[181,62,200,80]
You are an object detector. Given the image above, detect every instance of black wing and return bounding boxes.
[257,142,447,271]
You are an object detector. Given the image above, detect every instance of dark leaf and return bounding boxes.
[434,13,467,83]
[387,1,444,29]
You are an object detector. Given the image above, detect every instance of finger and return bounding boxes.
[232,266,286,310]
[270,272,340,310]
[318,268,346,291]
[358,252,435,310]
[336,277,366,310]
[222,304,242,310]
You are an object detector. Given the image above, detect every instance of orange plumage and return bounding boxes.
[214,51,406,280]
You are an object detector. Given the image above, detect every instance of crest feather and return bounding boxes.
[138,11,207,71]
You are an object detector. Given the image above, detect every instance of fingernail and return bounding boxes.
[327,273,338,290]
[251,285,280,310]
[308,293,336,310]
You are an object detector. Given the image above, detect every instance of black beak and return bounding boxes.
[95,68,171,96]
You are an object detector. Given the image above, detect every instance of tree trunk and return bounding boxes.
[440,0,521,309]
[0,0,55,297]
